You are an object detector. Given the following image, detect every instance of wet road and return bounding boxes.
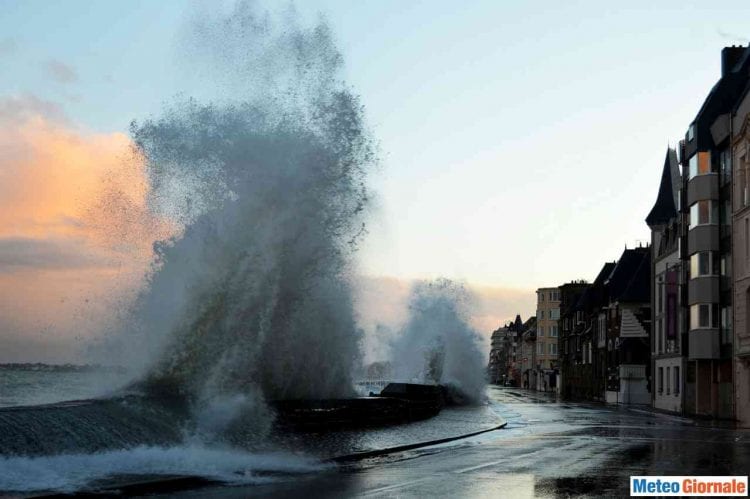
[153,386,750,498]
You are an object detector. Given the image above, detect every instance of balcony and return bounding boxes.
[619,364,646,380]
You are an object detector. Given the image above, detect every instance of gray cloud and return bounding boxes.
[0,237,113,272]
[44,59,78,84]
[0,94,68,124]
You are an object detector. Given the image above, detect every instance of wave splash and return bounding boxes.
[0,445,325,493]
[390,279,487,403]
[96,2,375,441]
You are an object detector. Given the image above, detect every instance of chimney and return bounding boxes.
[721,45,746,77]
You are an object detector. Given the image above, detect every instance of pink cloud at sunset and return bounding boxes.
[0,95,171,362]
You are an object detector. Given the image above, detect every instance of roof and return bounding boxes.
[645,148,680,226]
[522,316,537,330]
[559,281,590,317]
[573,261,616,312]
[691,45,750,149]
[605,247,650,304]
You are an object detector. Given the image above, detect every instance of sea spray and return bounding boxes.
[0,445,325,493]
[100,2,375,441]
[390,279,487,404]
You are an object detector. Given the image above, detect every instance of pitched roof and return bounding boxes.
[605,247,650,304]
[645,148,680,226]
[573,261,616,312]
[691,45,750,149]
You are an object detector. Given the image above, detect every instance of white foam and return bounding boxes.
[0,445,326,493]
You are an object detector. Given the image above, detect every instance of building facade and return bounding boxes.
[564,262,615,401]
[487,315,526,386]
[603,247,652,405]
[681,45,750,418]
[535,288,561,392]
[558,281,590,398]
[646,148,686,414]
[557,251,651,405]
[521,317,537,389]
[731,81,750,426]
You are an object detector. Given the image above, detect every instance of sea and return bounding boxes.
[0,364,131,408]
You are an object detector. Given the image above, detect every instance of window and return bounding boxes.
[540,310,545,320]
[689,303,719,329]
[688,151,712,179]
[550,308,560,320]
[725,200,732,226]
[658,367,664,393]
[537,342,544,355]
[687,123,695,142]
[689,251,720,278]
[550,325,558,337]
[657,318,663,353]
[721,307,732,345]
[720,149,731,185]
[666,367,671,395]
[689,200,719,229]
[548,343,557,355]
[674,367,680,395]
[538,326,544,337]
[657,281,663,313]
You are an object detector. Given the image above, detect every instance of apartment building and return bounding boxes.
[520,317,537,389]
[558,281,589,397]
[646,148,685,414]
[680,45,750,418]
[561,262,614,401]
[535,287,561,392]
[487,315,526,386]
[602,247,651,405]
[731,79,750,426]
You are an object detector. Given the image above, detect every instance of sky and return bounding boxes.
[1,0,749,361]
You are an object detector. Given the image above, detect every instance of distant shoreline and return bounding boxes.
[0,363,128,373]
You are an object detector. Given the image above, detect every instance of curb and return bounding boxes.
[329,421,508,463]
[626,407,696,424]
[28,422,507,498]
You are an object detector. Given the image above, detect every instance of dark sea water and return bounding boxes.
[0,370,503,494]
[0,366,130,407]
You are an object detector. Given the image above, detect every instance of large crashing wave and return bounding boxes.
[115,3,374,417]
[390,279,487,403]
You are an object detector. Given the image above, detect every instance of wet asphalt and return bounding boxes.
[147,386,750,498]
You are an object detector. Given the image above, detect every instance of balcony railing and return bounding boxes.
[619,364,646,379]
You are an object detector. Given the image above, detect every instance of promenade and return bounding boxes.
[146,386,750,498]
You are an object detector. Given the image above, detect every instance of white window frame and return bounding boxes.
[689,303,719,329]
[689,251,720,279]
[688,151,712,179]
[689,200,719,230]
